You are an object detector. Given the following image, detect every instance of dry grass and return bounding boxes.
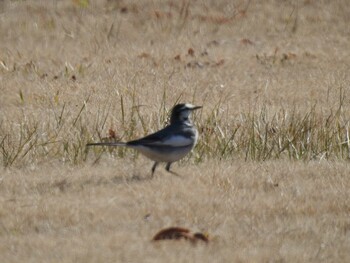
[0,0,350,262]
[1,160,349,262]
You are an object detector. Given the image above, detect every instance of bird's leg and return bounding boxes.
[166,162,178,175]
[165,162,181,177]
[151,162,159,177]
[165,162,172,172]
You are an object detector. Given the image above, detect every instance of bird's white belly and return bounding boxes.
[131,145,194,162]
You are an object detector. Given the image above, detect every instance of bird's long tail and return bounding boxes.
[86,142,127,147]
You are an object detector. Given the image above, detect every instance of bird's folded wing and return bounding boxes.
[128,131,193,147]
[146,135,193,147]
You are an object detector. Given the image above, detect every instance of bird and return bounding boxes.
[87,103,202,176]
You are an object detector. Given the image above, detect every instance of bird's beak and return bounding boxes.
[192,106,202,110]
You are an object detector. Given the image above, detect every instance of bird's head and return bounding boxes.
[170,103,202,124]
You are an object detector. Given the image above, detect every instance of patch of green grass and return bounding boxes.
[1,88,350,168]
[196,89,350,162]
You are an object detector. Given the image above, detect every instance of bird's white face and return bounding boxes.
[184,103,196,109]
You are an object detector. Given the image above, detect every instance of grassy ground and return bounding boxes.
[0,0,350,262]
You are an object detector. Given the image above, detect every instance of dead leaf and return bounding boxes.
[240,38,254,45]
[174,54,181,61]
[108,128,117,139]
[207,40,220,47]
[138,52,151,59]
[152,227,209,243]
[214,59,225,66]
[120,7,128,13]
[188,48,195,57]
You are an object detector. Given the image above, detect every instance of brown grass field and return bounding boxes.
[1,0,350,262]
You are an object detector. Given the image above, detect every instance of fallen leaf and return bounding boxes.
[152,227,209,243]
[240,38,254,45]
[214,59,225,66]
[138,52,151,59]
[108,128,117,139]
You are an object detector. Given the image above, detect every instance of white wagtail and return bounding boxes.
[87,103,202,176]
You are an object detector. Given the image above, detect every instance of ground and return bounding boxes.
[0,0,350,262]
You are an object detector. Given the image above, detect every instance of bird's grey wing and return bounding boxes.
[127,126,194,147]
[126,125,171,145]
[87,126,174,147]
